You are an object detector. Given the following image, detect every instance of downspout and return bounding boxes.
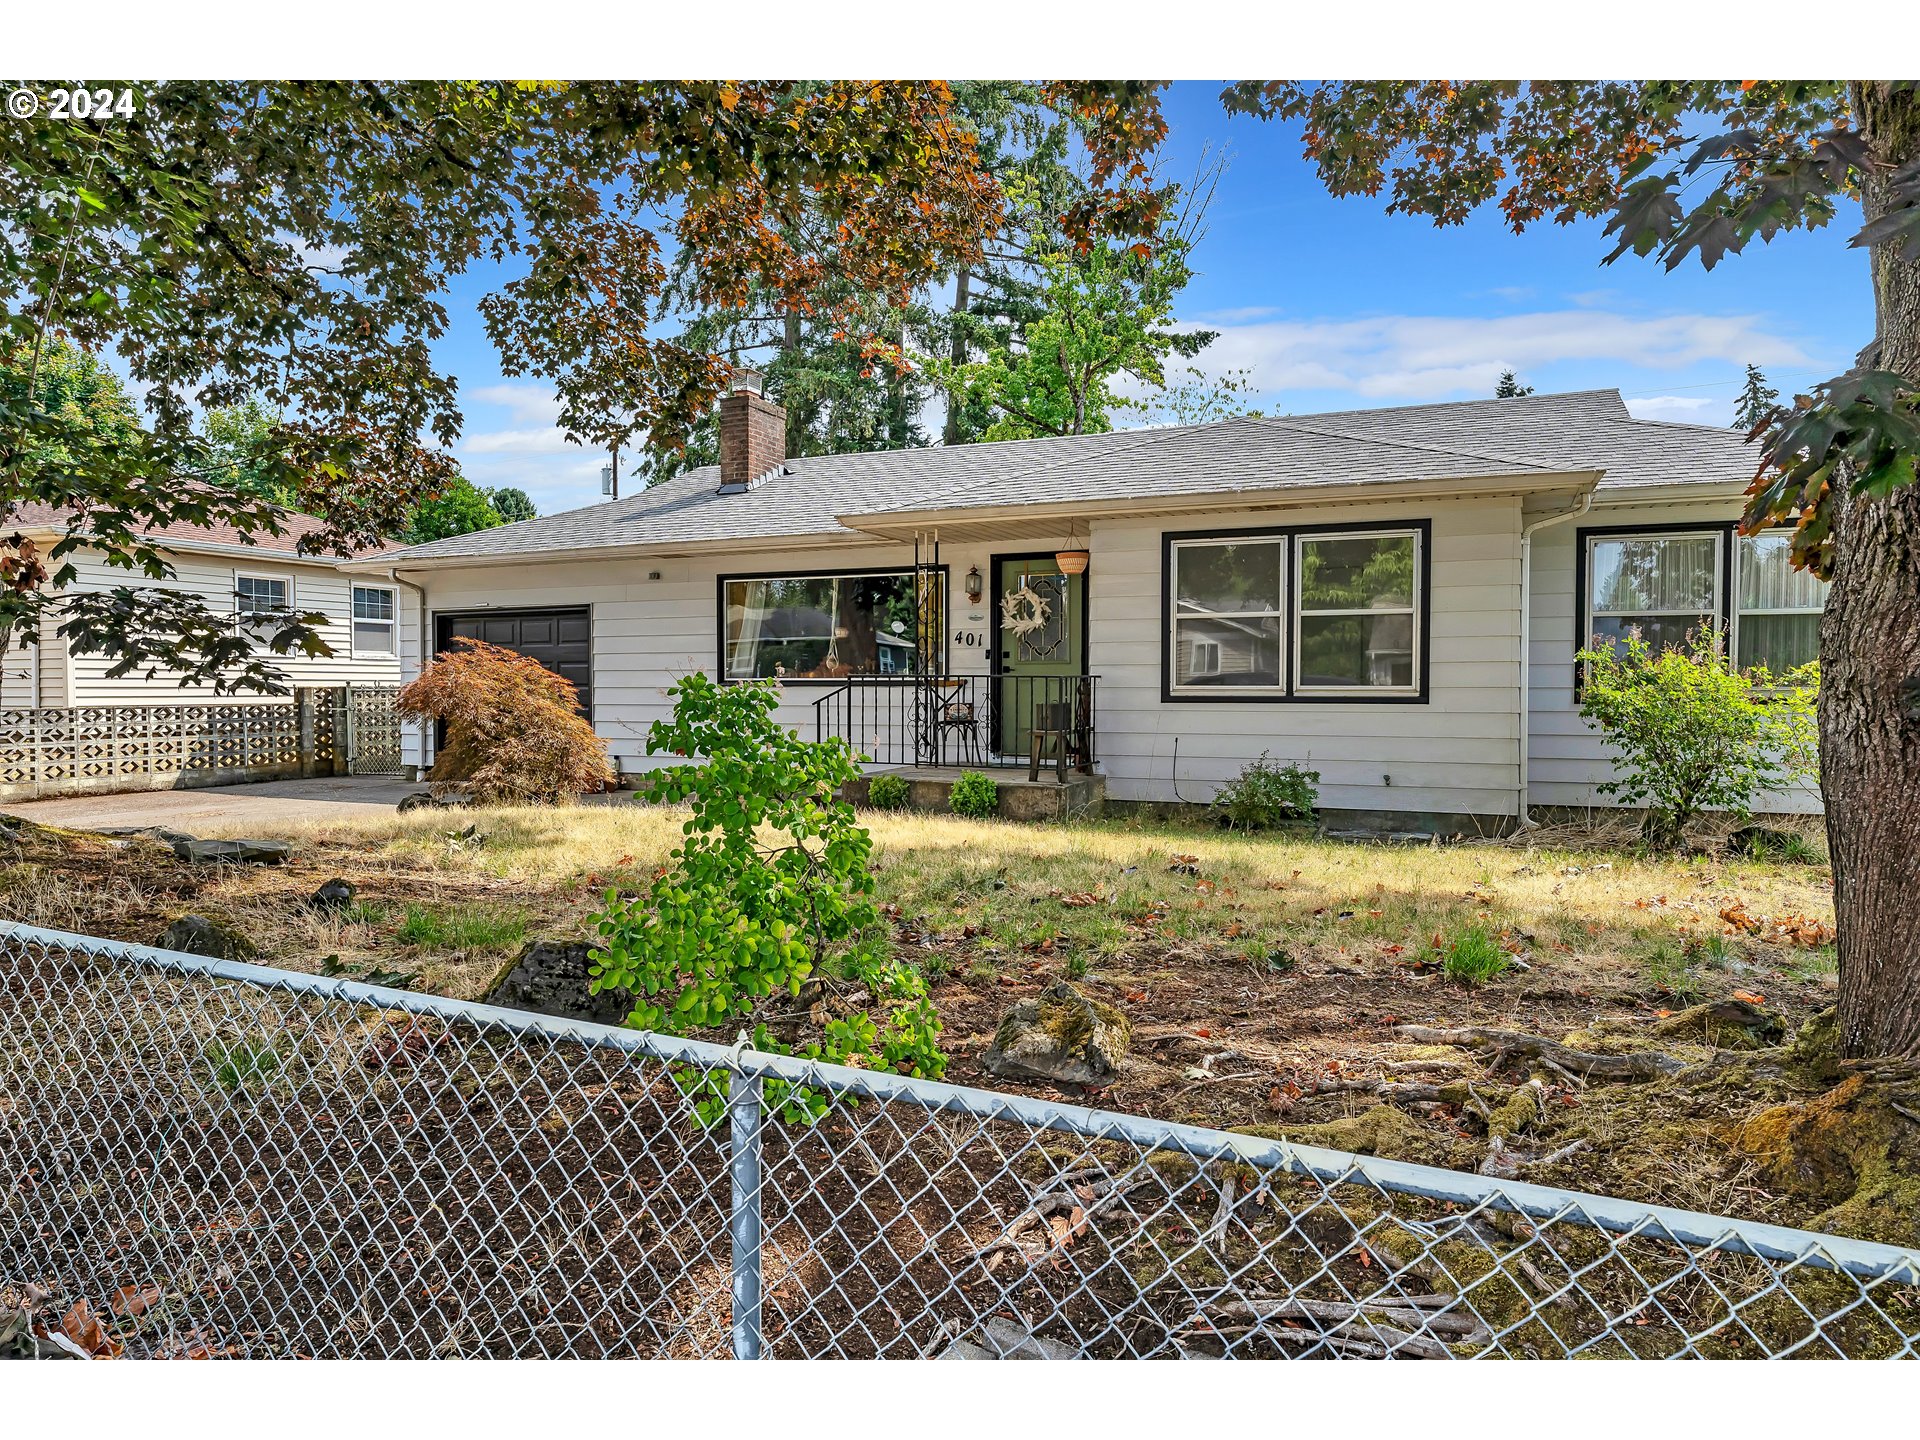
[388,567,429,776]
[1515,490,1594,831]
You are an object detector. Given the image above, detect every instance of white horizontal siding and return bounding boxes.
[52,547,402,704]
[1526,496,1821,815]
[396,540,1000,776]
[1089,497,1524,817]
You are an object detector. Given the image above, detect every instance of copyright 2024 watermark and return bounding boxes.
[9,85,140,121]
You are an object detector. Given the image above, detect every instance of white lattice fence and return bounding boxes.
[0,701,306,801]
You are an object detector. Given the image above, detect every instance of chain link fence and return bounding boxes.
[3,922,1917,1359]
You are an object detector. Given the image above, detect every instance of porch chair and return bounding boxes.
[919,676,984,767]
[1026,677,1095,783]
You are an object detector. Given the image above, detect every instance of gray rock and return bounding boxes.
[170,837,292,865]
[981,981,1130,1090]
[97,825,199,847]
[484,940,630,1026]
[155,914,257,963]
[309,878,357,912]
[934,1317,1080,1360]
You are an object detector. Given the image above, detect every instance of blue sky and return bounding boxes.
[445,82,1876,516]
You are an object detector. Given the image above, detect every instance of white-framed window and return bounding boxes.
[1168,536,1286,692]
[1293,529,1421,693]
[234,571,292,624]
[1735,531,1828,673]
[352,584,397,656]
[1584,530,1723,656]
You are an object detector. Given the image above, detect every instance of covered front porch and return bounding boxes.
[811,670,1098,778]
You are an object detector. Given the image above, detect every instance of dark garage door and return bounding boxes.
[435,607,593,717]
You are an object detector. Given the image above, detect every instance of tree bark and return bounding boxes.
[1828,82,1920,1058]
[943,269,970,447]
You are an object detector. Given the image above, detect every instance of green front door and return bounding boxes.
[994,555,1084,758]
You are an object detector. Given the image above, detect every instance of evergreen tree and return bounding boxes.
[1494,369,1534,398]
[1732,363,1780,432]
[487,486,537,523]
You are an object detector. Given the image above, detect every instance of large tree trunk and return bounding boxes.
[1828,83,1920,1057]
[943,268,970,446]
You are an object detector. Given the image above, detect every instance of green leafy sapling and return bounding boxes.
[587,674,943,1121]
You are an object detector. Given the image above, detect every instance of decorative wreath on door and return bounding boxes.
[1000,586,1052,638]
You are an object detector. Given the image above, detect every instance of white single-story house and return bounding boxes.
[1,505,403,706]
[346,381,1827,830]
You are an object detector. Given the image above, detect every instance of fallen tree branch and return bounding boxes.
[1393,1025,1681,1081]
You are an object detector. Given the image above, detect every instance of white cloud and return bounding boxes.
[1624,395,1720,422]
[463,425,588,456]
[1177,308,1811,403]
[467,382,565,427]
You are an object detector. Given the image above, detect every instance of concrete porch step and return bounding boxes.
[848,765,1104,821]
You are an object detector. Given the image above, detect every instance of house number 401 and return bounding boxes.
[953,629,984,648]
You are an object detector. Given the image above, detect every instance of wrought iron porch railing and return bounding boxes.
[811,673,1097,772]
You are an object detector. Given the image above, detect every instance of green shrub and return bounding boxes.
[1209,753,1320,830]
[588,675,943,1121]
[1575,627,1818,849]
[866,773,912,811]
[1439,924,1511,987]
[948,770,999,819]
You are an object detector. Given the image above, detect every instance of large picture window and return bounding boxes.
[1580,526,1828,675]
[722,570,939,680]
[1294,530,1420,692]
[1164,522,1428,701]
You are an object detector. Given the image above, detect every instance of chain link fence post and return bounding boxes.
[729,1069,765,1359]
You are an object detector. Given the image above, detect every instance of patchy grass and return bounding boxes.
[391,903,528,952]
[1437,924,1511,987]
[3,798,1875,1238]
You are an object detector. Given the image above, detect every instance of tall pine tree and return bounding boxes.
[1732,363,1780,431]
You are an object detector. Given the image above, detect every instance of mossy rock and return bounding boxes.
[1234,1105,1435,1161]
[981,981,1130,1089]
[1732,1072,1920,1244]
[1651,998,1786,1050]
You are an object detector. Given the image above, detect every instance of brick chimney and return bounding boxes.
[717,370,787,493]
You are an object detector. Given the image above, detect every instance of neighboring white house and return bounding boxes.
[345,382,1827,830]
[2,505,403,706]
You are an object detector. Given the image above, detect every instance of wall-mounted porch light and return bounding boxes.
[964,564,984,602]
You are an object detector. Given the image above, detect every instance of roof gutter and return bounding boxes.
[1515,489,1596,831]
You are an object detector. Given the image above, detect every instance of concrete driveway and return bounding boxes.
[0,777,428,834]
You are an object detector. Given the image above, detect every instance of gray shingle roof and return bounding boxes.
[372,388,1756,564]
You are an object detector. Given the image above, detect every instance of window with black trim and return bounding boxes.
[1580,526,1828,675]
[1165,522,1428,700]
[352,584,397,656]
[721,570,940,680]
